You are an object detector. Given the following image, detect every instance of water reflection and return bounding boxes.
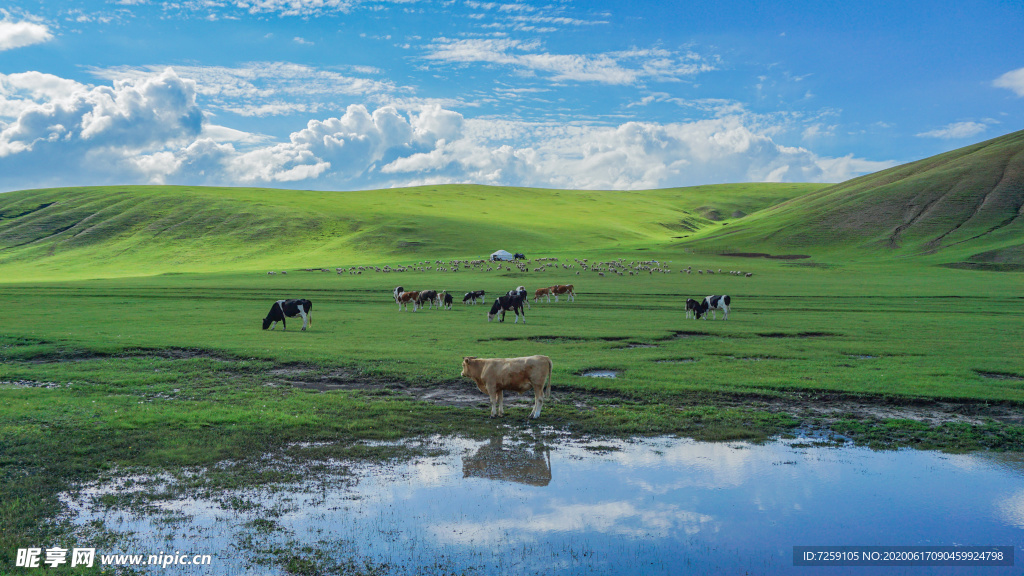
[462,435,552,486]
[61,437,1024,575]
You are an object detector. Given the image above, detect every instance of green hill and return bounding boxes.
[0,183,815,281]
[3,130,1022,281]
[687,129,1024,267]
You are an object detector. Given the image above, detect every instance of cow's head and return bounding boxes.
[487,299,501,321]
[262,317,273,330]
[461,357,477,377]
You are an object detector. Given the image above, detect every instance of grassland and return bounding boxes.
[0,182,817,281]
[1,139,1023,573]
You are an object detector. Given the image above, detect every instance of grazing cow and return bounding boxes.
[463,290,486,305]
[397,291,421,311]
[685,298,705,320]
[417,289,440,309]
[701,295,731,320]
[262,299,313,331]
[393,286,404,303]
[461,355,553,418]
[441,291,454,309]
[534,286,553,303]
[488,292,526,323]
[514,253,526,260]
[551,284,575,302]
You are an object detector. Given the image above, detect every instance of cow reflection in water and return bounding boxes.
[462,436,552,487]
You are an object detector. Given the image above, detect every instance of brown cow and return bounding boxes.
[551,284,575,302]
[397,290,421,311]
[461,355,552,418]
[534,286,553,303]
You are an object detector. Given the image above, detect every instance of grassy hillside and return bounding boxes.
[687,129,1024,266]
[0,183,817,281]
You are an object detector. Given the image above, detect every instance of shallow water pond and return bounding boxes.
[63,436,1024,575]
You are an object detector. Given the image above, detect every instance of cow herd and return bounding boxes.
[261,270,736,419]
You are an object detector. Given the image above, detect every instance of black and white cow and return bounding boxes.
[701,295,731,320]
[514,253,526,260]
[685,298,705,320]
[262,299,313,331]
[393,286,404,303]
[507,285,530,309]
[441,291,454,309]
[488,292,526,323]
[463,290,486,305]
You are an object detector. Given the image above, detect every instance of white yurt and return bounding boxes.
[490,249,514,261]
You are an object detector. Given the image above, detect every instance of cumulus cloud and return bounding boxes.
[0,11,54,51]
[0,68,887,192]
[424,38,715,85]
[916,121,988,139]
[89,62,399,116]
[993,67,1024,97]
[0,68,203,188]
[381,116,888,189]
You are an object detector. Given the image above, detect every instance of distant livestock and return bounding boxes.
[417,290,440,309]
[461,355,552,418]
[534,286,553,303]
[463,290,486,305]
[488,292,527,323]
[701,295,731,320]
[262,299,313,331]
[514,253,526,260]
[397,291,421,311]
[508,286,530,309]
[685,298,705,320]
[551,284,575,302]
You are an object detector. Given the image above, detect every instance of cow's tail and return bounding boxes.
[544,356,553,399]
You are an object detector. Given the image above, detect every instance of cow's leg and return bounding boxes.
[297,306,308,331]
[554,294,559,303]
[723,305,729,320]
[269,321,278,330]
[530,386,543,418]
[281,317,286,331]
[488,389,499,417]
[497,390,505,417]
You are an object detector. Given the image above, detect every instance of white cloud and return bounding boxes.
[993,67,1024,97]
[424,38,715,85]
[0,72,88,118]
[0,11,54,51]
[916,121,988,139]
[381,116,886,189]
[0,69,888,192]
[89,62,399,116]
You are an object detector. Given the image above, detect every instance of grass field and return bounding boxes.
[2,143,1024,573]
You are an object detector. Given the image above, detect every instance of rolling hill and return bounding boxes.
[686,129,1024,267]
[1,129,1022,281]
[0,183,816,280]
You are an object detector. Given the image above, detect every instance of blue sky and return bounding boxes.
[1,0,1022,192]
